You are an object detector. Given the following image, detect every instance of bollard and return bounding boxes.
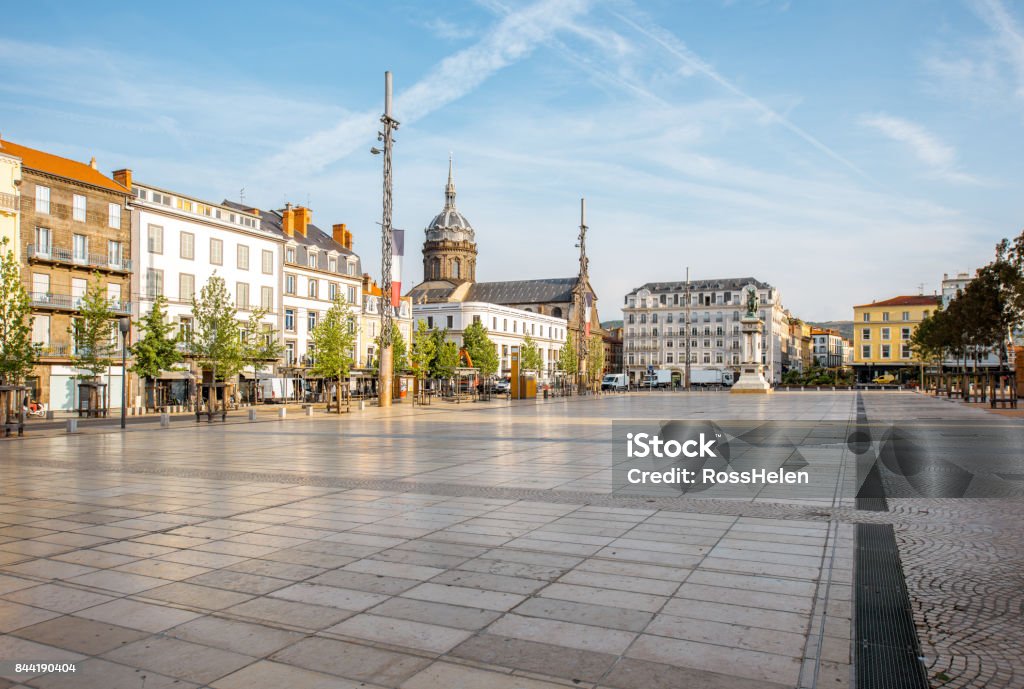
[359,400,365,411]
[248,408,257,422]
[278,408,287,419]
[66,419,78,433]
[160,413,170,428]
[305,406,313,417]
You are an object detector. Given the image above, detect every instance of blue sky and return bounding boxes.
[3,0,1023,321]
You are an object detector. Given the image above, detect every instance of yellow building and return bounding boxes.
[852,295,940,382]
[0,139,21,262]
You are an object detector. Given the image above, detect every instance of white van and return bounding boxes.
[602,373,628,391]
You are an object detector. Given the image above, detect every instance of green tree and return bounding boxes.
[427,328,451,379]
[587,334,605,382]
[191,275,243,381]
[243,309,283,385]
[558,332,578,377]
[310,295,358,412]
[0,237,36,385]
[130,296,182,408]
[408,321,436,402]
[463,320,498,377]
[519,334,543,373]
[433,340,460,381]
[69,273,117,379]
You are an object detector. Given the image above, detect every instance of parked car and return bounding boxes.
[602,373,628,391]
[872,373,897,384]
[493,379,511,394]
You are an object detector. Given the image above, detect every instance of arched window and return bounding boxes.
[430,258,440,280]
[452,258,461,279]
[552,307,563,318]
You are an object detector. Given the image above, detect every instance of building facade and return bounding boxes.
[852,295,941,381]
[406,161,602,381]
[0,139,21,263]
[940,271,1003,368]
[127,176,284,380]
[412,301,566,379]
[4,140,132,410]
[603,325,624,375]
[622,278,788,384]
[359,274,413,372]
[811,328,844,368]
[239,203,362,373]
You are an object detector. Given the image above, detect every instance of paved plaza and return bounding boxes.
[0,391,1021,688]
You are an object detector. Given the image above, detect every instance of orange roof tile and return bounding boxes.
[0,139,128,194]
[854,295,941,308]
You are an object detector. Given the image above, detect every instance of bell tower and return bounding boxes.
[422,156,477,284]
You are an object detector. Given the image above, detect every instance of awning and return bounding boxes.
[157,371,193,380]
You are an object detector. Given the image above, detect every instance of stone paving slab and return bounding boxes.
[0,391,1019,687]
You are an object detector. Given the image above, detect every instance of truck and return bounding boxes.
[601,373,628,391]
[642,369,674,388]
[689,369,735,387]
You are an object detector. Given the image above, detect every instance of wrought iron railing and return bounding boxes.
[29,292,132,314]
[37,342,71,357]
[27,244,132,272]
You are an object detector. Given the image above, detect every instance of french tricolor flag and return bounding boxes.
[391,229,404,307]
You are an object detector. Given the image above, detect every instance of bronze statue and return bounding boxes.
[745,285,759,318]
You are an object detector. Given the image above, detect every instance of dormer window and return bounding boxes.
[308,252,317,268]
[329,258,337,273]
[286,247,296,263]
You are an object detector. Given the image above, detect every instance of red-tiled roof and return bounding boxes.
[854,295,941,308]
[0,139,128,194]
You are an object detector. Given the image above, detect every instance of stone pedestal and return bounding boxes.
[732,316,772,394]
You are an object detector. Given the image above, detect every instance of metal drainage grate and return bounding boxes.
[855,523,929,689]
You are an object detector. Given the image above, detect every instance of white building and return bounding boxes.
[127,174,284,372]
[236,203,363,371]
[940,270,1004,368]
[412,301,566,380]
[359,274,413,371]
[622,278,788,384]
[811,328,844,368]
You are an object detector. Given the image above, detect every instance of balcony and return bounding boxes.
[27,244,132,273]
[0,192,17,213]
[37,341,71,358]
[29,292,132,315]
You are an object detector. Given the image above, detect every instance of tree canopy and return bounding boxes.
[69,273,117,379]
[463,321,498,377]
[191,275,243,380]
[310,295,358,384]
[131,295,182,380]
[0,237,35,385]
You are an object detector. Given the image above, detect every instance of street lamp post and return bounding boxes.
[119,316,130,429]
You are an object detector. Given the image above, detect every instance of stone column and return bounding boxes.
[732,316,772,394]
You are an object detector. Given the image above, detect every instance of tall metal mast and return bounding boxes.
[684,266,691,390]
[378,71,399,407]
[575,198,589,394]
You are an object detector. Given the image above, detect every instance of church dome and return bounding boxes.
[425,157,475,243]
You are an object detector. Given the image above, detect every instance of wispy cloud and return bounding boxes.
[264,0,593,177]
[859,113,982,185]
[972,0,1024,98]
[423,17,477,41]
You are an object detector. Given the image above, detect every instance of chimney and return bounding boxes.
[89,156,97,170]
[345,228,353,250]
[281,203,295,236]
[112,169,132,190]
[332,223,347,246]
[294,206,311,236]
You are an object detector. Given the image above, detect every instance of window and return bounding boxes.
[73,234,88,263]
[902,344,912,358]
[35,185,50,214]
[308,311,318,331]
[32,314,50,346]
[180,232,195,260]
[285,342,295,365]
[108,241,122,267]
[261,286,273,310]
[32,273,49,299]
[146,269,164,299]
[73,194,86,222]
[178,316,193,343]
[148,224,164,254]
[72,278,87,307]
[308,252,317,268]
[308,279,318,298]
[262,250,274,274]
[881,327,890,340]
[108,203,121,229]
[881,344,891,358]
[882,312,890,322]
[446,315,454,328]
[285,309,295,331]
[286,247,296,263]
[427,316,434,328]
[902,311,910,321]
[236,282,249,309]
[179,273,195,302]
[861,344,871,359]
[329,258,337,273]
[210,238,223,265]
[34,227,51,255]
[901,327,911,340]
[347,286,356,304]
[285,274,296,295]
[329,283,338,301]
[237,244,249,270]
[862,313,870,322]
[861,328,871,341]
